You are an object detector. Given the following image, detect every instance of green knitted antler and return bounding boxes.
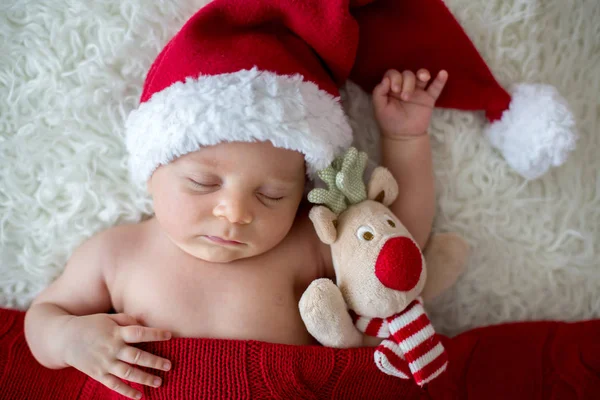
[307,147,368,215]
[336,147,368,205]
[307,162,347,215]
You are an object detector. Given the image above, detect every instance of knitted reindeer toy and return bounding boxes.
[299,147,469,387]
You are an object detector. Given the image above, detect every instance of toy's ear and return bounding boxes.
[309,206,338,245]
[421,233,470,302]
[367,167,399,206]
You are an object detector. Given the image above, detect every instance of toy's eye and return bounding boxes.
[357,226,374,241]
[384,215,396,228]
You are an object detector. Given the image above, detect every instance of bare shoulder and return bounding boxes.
[31,219,149,315]
[100,218,150,260]
[77,219,147,269]
[289,205,333,280]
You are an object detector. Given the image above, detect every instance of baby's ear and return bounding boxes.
[367,167,398,206]
[309,206,338,245]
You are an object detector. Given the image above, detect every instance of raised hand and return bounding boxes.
[373,69,448,139]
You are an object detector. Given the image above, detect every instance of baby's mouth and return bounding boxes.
[202,235,245,246]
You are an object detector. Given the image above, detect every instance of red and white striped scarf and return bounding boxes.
[350,297,448,386]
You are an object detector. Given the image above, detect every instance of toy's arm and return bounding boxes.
[299,278,364,348]
[421,232,469,302]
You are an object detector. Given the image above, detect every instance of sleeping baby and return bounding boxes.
[24,1,448,399]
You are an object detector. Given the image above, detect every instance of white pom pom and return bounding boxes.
[484,83,577,180]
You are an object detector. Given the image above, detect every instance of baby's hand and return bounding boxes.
[373,69,448,139]
[62,313,172,399]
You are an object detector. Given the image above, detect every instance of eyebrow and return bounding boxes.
[177,157,300,185]
[264,178,298,187]
[177,156,219,169]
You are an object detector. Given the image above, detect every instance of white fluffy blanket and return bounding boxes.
[0,0,598,336]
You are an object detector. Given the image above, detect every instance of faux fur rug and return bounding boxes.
[0,0,598,336]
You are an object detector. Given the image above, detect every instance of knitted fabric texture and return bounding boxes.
[308,147,369,215]
[351,298,448,386]
[4,308,600,399]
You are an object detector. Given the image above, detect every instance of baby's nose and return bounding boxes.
[213,196,253,224]
[374,236,423,292]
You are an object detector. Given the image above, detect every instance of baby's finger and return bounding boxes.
[111,361,163,389]
[373,76,391,97]
[400,70,416,100]
[426,70,449,100]
[117,346,172,371]
[109,313,139,327]
[415,69,431,89]
[372,76,391,108]
[120,325,172,344]
[100,373,142,400]
[383,69,403,93]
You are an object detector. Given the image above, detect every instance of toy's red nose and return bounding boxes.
[374,236,423,291]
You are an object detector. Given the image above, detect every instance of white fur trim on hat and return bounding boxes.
[484,83,577,180]
[125,67,352,185]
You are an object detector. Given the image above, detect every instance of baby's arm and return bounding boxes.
[381,134,434,249]
[25,231,113,368]
[373,69,448,249]
[24,229,172,400]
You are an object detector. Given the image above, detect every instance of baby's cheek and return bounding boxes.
[154,192,197,239]
[261,210,297,245]
[265,224,288,243]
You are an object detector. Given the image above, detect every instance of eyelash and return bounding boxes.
[190,180,283,202]
[190,180,219,189]
[258,193,284,202]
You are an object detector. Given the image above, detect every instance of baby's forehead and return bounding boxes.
[177,150,219,168]
[175,148,305,183]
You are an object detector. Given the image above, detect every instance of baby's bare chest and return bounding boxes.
[109,235,322,345]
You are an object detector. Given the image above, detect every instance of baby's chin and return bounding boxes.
[184,243,274,264]
[196,251,248,264]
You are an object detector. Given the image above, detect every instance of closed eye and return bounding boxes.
[189,179,219,189]
[258,193,284,202]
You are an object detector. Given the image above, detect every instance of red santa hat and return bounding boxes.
[126,0,577,185]
[349,0,577,180]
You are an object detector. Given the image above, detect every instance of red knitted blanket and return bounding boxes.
[2,307,600,399]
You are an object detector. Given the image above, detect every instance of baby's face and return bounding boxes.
[148,141,306,263]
